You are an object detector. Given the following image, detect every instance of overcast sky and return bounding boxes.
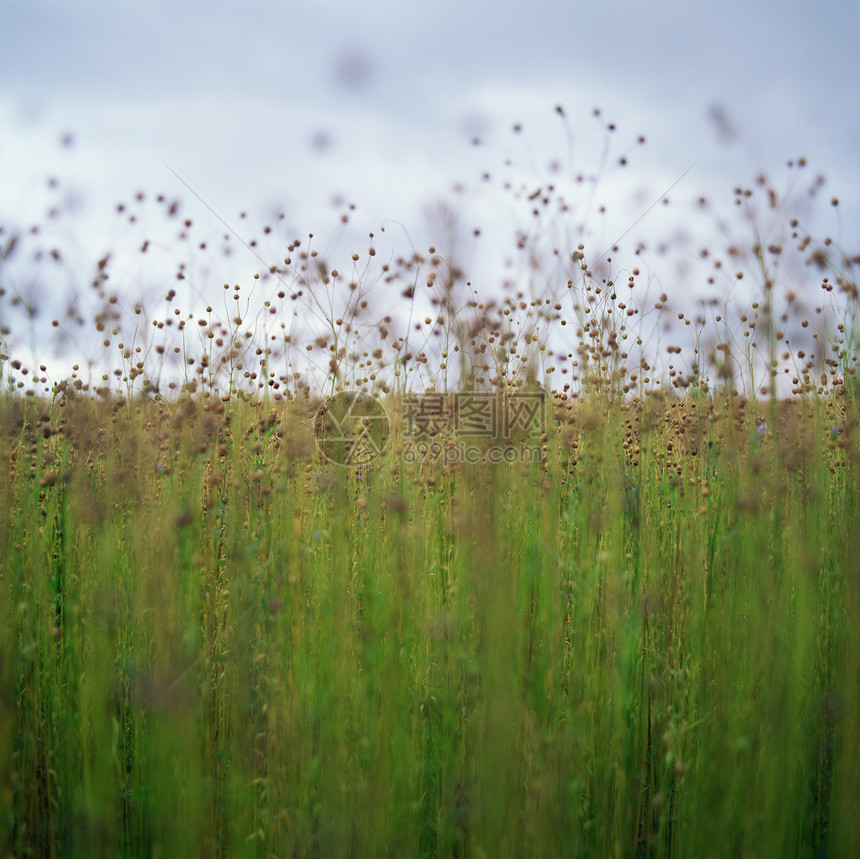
[1,0,858,381]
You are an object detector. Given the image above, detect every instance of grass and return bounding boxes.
[1,108,859,856]
[1,388,857,857]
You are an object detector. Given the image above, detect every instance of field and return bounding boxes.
[1,388,858,858]
[2,120,860,857]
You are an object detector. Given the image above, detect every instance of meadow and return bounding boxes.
[1,114,859,857]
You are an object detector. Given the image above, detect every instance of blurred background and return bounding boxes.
[1,0,858,390]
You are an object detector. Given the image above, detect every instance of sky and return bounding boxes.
[1,0,859,389]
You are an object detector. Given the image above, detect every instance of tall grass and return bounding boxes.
[1,386,857,857]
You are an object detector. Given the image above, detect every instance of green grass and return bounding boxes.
[1,389,857,858]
